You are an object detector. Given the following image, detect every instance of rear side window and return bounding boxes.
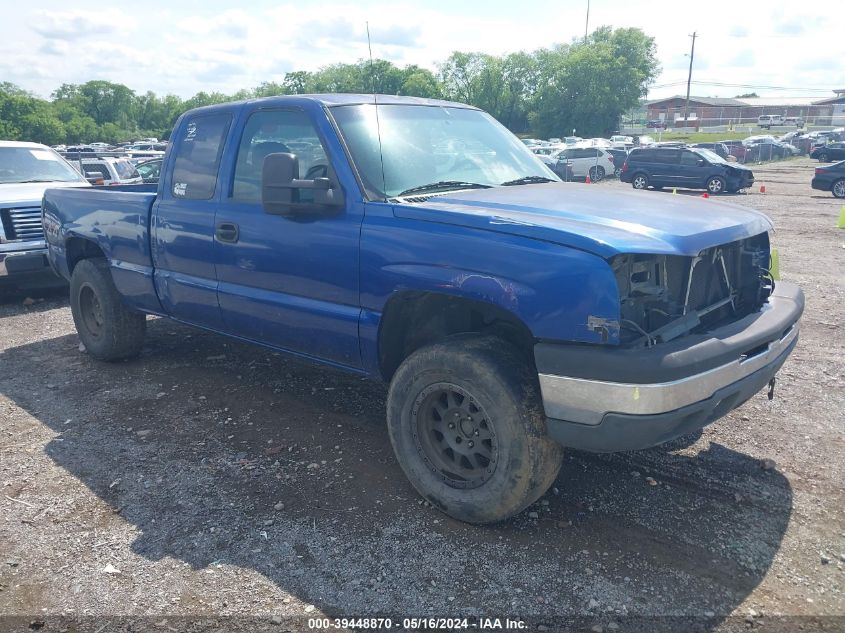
[114,160,140,180]
[628,150,653,162]
[170,113,232,200]
[653,150,680,164]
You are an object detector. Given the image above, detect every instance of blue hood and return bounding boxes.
[395,183,772,258]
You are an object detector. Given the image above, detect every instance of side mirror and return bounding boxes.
[261,152,345,216]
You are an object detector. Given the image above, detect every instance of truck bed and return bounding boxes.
[43,185,161,312]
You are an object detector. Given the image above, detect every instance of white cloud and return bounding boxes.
[0,0,842,102]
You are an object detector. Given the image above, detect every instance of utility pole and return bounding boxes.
[683,31,697,124]
[585,0,590,41]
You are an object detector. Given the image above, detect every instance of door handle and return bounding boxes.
[216,222,239,243]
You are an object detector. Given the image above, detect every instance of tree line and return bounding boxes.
[0,27,658,145]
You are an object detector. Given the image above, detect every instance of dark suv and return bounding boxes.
[620,146,754,194]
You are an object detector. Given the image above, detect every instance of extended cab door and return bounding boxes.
[213,107,363,369]
[151,111,233,329]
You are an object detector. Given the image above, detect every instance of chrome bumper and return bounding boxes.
[539,322,799,426]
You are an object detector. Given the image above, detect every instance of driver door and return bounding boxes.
[214,108,363,369]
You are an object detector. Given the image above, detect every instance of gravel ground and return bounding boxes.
[0,157,843,632]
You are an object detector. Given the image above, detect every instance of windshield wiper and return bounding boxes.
[500,176,556,186]
[397,181,491,197]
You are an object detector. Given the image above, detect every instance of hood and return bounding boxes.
[0,180,89,205]
[394,183,772,258]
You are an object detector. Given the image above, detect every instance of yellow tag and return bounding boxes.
[633,386,640,401]
[770,248,781,281]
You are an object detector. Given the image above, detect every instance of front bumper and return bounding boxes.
[536,282,804,452]
[0,242,55,278]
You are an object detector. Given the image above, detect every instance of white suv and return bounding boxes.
[551,146,616,181]
[758,114,785,129]
[78,157,143,186]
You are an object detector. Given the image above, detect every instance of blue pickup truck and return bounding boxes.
[42,95,804,523]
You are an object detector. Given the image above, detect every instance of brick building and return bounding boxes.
[645,90,845,127]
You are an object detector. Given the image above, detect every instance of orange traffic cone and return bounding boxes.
[701,192,709,199]
[760,185,766,193]
[585,174,592,184]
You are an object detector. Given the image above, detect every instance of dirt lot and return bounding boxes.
[1,157,843,632]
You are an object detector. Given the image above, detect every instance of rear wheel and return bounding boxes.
[70,258,146,361]
[387,335,563,524]
[588,166,605,182]
[818,153,828,162]
[706,176,726,194]
[833,179,845,199]
[631,173,649,190]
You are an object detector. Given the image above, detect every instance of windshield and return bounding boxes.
[695,148,727,164]
[0,147,84,185]
[330,104,557,199]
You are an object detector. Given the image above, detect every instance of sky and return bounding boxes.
[1,0,843,102]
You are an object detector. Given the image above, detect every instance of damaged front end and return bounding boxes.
[610,233,774,346]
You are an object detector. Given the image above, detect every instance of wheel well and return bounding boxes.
[65,237,106,273]
[377,291,536,381]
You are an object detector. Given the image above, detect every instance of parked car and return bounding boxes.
[783,116,804,128]
[743,138,789,161]
[135,158,163,184]
[758,114,785,129]
[811,160,845,198]
[536,153,575,180]
[78,157,143,185]
[605,148,629,175]
[620,146,754,194]
[722,140,750,162]
[40,94,804,525]
[0,141,89,286]
[691,142,730,160]
[609,135,634,149]
[550,146,616,181]
[810,142,845,162]
[646,120,667,129]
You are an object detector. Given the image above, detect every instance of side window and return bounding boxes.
[654,150,681,164]
[232,109,330,203]
[680,151,701,166]
[629,150,651,162]
[170,113,232,200]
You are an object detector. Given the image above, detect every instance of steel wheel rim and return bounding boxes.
[79,284,104,339]
[708,179,723,193]
[411,382,498,489]
[834,181,845,198]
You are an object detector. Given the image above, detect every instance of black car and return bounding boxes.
[605,148,628,175]
[810,142,845,162]
[620,146,754,194]
[691,142,730,160]
[811,160,845,198]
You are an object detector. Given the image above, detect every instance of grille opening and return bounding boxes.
[1,207,44,241]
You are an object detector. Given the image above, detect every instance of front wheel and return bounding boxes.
[706,176,726,194]
[386,335,563,524]
[631,173,649,190]
[818,154,828,162]
[70,258,146,361]
[588,166,605,182]
[833,179,845,199]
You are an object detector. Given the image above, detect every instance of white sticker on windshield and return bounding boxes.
[30,150,57,161]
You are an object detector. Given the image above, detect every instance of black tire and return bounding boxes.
[588,166,605,182]
[386,335,563,524]
[631,173,649,190]
[833,179,845,199]
[818,153,828,163]
[706,176,726,195]
[70,258,146,361]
